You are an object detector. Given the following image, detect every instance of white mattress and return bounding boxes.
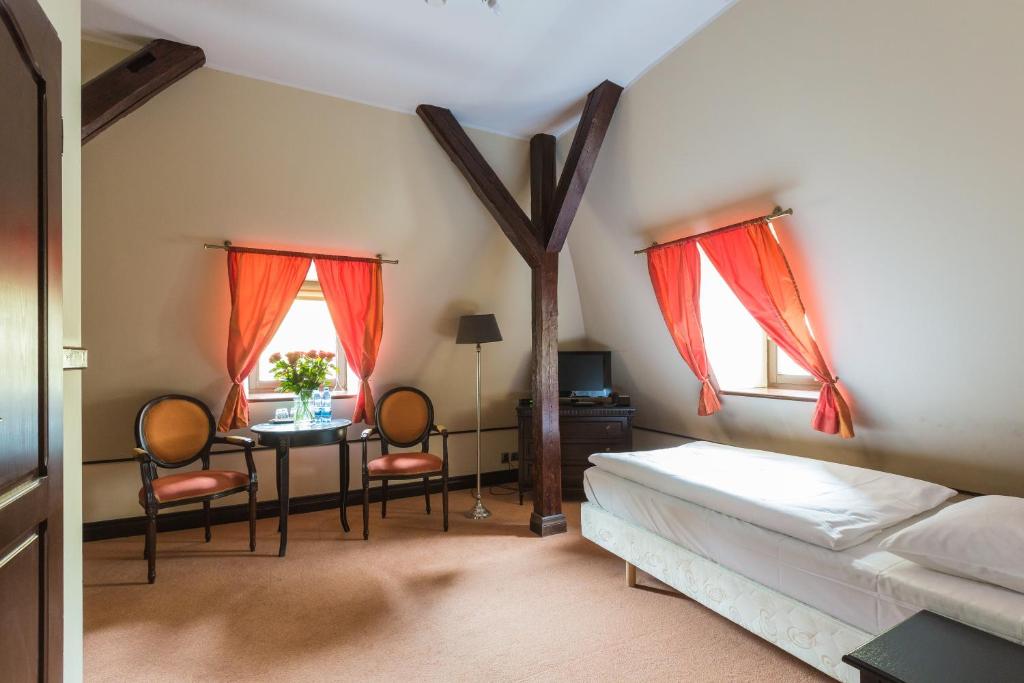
[584,466,1024,643]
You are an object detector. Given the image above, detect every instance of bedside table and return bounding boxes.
[842,610,1024,682]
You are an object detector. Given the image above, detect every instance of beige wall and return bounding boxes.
[564,0,1024,495]
[81,41,588,522]
[37,0,82,678]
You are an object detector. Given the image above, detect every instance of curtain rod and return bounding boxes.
[633,207,793,255]
[203,241,399,264]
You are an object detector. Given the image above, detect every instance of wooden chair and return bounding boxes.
[361,387,449,539]
[133,394,258,583]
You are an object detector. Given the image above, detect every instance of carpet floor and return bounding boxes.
[84,490,829,682]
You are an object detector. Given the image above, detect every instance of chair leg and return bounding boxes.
[362,474,370,540]
[424,475,431,514]
[203,500,212,542]
[248,487,257,552]
[146,509,157,584]
[381,480,388,519]
[442,469,449,532]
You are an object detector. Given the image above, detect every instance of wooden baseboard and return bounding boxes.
[84,469,517,542]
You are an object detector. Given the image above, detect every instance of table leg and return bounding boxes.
[339,441,350,533]
[277,442,290,557]
[275,452,282,533]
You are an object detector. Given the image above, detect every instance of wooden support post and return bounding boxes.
[82,39,205,144]
[417,81,621,537]
[529,250,565,536]
[627,562,637,588]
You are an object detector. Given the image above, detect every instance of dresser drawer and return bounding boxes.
[560,419,626,442]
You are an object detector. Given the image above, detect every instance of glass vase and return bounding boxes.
[292,389,314,425]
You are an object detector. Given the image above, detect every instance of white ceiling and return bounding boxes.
[82,0,734,138]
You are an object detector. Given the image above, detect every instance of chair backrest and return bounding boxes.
[376,386,434,450]
[134,395,215,468]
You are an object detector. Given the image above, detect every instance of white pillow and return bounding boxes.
[880,495,1024,594]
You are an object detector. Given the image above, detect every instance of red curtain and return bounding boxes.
[315,258,384,425]
[698,221,854,438]
[218,251,311,431]
[647,242,721,416]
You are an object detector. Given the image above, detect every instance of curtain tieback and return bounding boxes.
[824,376,839,385]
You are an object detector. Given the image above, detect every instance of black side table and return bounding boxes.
[250,419,352,557]
[843,610,1024,682]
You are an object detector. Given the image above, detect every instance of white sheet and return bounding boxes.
[588,441,956,550]
[584,467,1024,643]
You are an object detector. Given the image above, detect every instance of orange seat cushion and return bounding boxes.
[140,470,249,505]
[367,453,443,476]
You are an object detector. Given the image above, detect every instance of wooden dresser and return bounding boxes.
[516,403,635,502]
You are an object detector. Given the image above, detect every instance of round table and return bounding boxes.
[250,419,353,557]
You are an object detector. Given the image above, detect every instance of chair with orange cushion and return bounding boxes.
[133,394,258,583]
[361,386,449,539]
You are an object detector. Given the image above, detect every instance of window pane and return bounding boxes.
[256,299,342,386]
[777,347,812,377]
[698,248,764,388]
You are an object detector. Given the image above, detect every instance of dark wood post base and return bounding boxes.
[529,512,567,537]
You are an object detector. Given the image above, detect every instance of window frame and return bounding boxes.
[246,280,354,399]
[765,339,820,390]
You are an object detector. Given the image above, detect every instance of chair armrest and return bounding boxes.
[431,425,449,466]
[213,435,255,448]
[360,428,378,470]
[213,436,257,483]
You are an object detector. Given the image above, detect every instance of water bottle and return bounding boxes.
[311,387,325,423]
[321,387,333,423]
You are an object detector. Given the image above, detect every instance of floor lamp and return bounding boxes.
[456,314,502,519]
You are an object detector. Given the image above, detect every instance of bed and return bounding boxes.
[581,442,1024,682]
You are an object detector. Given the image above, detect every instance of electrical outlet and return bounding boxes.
[501,451,519,464]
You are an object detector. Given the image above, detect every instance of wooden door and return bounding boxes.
[0,0,63,679]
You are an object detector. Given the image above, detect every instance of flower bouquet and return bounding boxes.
[267,350,337,424]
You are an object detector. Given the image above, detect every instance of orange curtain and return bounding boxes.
[698,221,854,438]
[647,242,721,416]
[315,258,384,425]
[218,251,311,431]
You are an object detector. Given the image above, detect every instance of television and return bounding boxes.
[558,351,612,398]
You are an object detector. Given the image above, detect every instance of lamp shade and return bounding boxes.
[456,314,502,345]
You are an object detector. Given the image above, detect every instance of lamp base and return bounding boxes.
[465,495,492,519]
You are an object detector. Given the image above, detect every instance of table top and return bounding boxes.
[842,610,1024,683]
[250,419,352,448]
[250,419,352,434]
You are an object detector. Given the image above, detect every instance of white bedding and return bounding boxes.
[588,441,956,550]
[584,466,1024,643]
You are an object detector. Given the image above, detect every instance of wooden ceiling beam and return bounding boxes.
[546,80,623,252]
[416,104,540,267]
[530,134,557,242]
[418,82,621,537]
[82,39,205,144]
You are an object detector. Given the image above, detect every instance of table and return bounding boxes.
[842,610,1024,682]
[250,419,353,557]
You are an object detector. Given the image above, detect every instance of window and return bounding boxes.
[248,266,356,398]
[766,340,817,389]
[698,247,819,395]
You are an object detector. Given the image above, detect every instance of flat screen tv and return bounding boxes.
[558,351,612,398]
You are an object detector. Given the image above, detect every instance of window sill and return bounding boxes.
[248,391,357,403]
[720,387,819,403]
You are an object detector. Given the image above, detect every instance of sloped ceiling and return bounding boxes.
[564,0,1024,496]
[82,0,733,138]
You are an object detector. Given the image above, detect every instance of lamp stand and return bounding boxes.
[466,342,491,519]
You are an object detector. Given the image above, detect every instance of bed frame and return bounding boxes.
[581,502,872,682]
